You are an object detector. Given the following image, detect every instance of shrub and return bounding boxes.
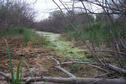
[0,27,51,47]
[0,27,34,43]
[21,28,34,43]
[65,22,121,45]
[31,33,51,48]
[65,32,73,41]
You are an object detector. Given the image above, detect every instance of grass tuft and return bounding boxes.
[5,40,33,84]
[1,27,51,48]
[5,39,15,84]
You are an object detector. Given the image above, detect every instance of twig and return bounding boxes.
[0,72,10,81]
[61,61,107,72]
[94,72,115,78]
[52,58,76,78]
[95,50,126,55]
[107,64,126,74]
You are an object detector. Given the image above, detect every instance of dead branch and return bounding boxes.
[0,71,126,84]
[107,64,126,74]
[61,61,93,65]
[24,76,126,84]
[95,50,126,55]
[94,72,115,78]
[80,0,122,12]
[52,58,76,78]
[0,72,10,81]
[61,61,107,72]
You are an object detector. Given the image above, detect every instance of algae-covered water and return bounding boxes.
[37,31,90,61]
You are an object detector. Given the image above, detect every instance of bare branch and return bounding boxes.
[94,72,115,78]
[0,72,10,81]
[52,58,76,78]
[107,64,126,74]
[94,50,126,55]
[61,61,107,72]
[24,76,126,84]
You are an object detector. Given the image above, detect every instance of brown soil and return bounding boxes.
[0,36,104,84]
[0,36,57,76]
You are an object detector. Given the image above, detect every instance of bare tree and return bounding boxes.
[0,0,35,32]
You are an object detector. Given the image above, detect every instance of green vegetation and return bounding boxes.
[52,40,90,61]
[5,40,15,84]
[65,22,120,44]
[5,40,31,84]
[0,27,51,48]
[15,60,30,84]
[0,27,34,42]
[36,32,90,62]
[31,33,51,48]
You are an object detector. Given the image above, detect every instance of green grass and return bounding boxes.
[31,33,51,48]
[2,27,52,83]
[1,27,51,48]
[5,39,15,84]
[0,27,34,43]
[65,22,120,44]
[65,32,73,41]
[5,40,31,84]
[40,31,91,62]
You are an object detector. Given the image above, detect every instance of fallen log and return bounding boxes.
[24,77,126,84]
[0,71,126,84]
[107,64,126,74]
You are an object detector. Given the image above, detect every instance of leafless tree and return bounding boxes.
[0,0,35,32]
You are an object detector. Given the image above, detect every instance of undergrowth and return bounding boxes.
[65,22,120,45]
[0,27,51,48]
[5,40,31,84]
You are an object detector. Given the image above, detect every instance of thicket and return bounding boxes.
[36,10,123,45]
[0,0,35,32]
[35,11,94,33]
[65,14,125,45]
[0,0,50,47]
[66,23,111,43]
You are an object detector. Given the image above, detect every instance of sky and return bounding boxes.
[31,0,58,21]
[27,0,102,21]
